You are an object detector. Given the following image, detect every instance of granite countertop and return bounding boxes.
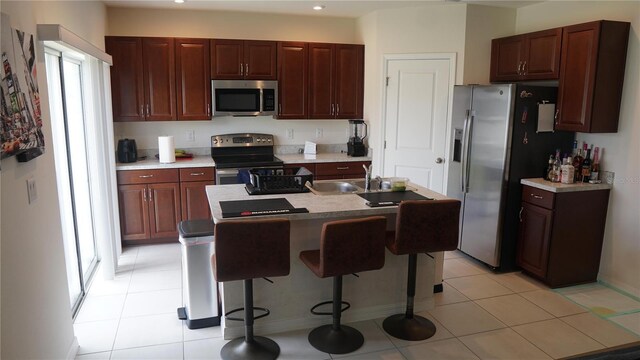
[206,182,449,223]
[116,153,372,170]
[521,178,612,193]
[276,153,372,164]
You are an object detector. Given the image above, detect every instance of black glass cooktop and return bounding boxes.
[212,155,283,169]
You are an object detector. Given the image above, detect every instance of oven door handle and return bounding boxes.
[216,169,240,175]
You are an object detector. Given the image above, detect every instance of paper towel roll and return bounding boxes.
[158,136,176,163]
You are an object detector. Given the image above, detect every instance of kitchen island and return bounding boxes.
[206,181,450,339]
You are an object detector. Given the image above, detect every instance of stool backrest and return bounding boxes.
[213,218,290,282]
[319,216,387,278]
[393,200,461,255]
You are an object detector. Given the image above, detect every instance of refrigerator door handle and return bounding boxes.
[461,110,471,193]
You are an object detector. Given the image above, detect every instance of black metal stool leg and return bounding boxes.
[383,254,436,341]
[308,276,364,354]
[220,279,280,360]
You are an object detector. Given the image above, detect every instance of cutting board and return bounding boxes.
[220,198,308,218]
[357,191,433,207]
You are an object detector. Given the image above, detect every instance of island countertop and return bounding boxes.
[206,181,450,223]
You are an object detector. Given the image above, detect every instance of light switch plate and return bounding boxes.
[186,130,195,142]
[315,128,323,138]
[27,177,37,204]
[602,171,615,185]
[286,129,294,139]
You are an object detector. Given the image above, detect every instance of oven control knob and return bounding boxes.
[257,138,262,142]
[213,139,218,144]
[267,138,272,142]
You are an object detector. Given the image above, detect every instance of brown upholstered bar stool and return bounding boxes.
[383,200,461,341]
[212,218,290,360]
[299,216,387,354]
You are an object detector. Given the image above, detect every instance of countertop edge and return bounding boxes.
[521,178,612,193]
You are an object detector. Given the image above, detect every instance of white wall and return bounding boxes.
[356,3,468,174]
[107,7,361,149]
[0,1,107,358]
[516,1,640,297]
[463,4,516,85]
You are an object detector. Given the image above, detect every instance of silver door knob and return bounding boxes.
[435,157,444,164]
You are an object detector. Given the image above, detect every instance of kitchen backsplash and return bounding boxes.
[113,116,354,150]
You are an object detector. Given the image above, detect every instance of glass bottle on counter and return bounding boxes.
[572,143,584,182]
[552,149,562,182]
[546,155,555,181]
[561,157,575,184]
[590,147,600,182]
[581,148,592,183]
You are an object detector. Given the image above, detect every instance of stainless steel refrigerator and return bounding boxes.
[447,84,574,270]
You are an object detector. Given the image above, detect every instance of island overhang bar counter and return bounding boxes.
[206,182,451,339]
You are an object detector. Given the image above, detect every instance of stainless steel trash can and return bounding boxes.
[177,219,220,329]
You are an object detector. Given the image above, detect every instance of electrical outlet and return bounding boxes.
[286,129,294,139]
[27,177,37,204]
[602,171,615,185]
[186,130,195,142]
[315,128,323,138]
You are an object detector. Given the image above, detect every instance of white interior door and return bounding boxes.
[382,56,453,193]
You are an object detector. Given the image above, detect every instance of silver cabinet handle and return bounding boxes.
[146,104,150,117]
[279,104,282,116]
[207,104,211,117]
[530,193,543,199]
[517,61,522,75]
[240,63,244,76]
[519,207,523,222]
[554,109,560,125]
[143,188,147,202]
[245,63,249,76]
[148,188,153,202]
[190,172,205,176]
[140,104,145,118]
[331,104,335,116]
[138,175,154,178]
[435,157,444,164]
[336,103,340,116]
[336,166,349,170]
[522,61,527,75]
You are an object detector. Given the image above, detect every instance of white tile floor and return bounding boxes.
[75,245,640,359]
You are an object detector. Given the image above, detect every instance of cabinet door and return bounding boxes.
[334,44,364,119]
[106,37,144,122]
[142,38,176,121]
[490,36,525,82]
[211,39,244,79]
[181,181,214,221]
[176,38,211,120]
[523,28,562,80]
[308,43,335,119]
[244,41,277,80]
[118,184,150,241]
[277,42,308,119]
[556,22,600,132]
[148,183,181,239]
[516,202,553,279]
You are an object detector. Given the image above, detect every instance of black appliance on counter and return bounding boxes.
[117,138,138,163]
[347,119,368,157]
[210,133,284,185]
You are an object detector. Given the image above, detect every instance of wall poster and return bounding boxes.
[0,13,44,162]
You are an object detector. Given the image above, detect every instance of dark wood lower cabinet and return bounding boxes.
[118,184,150,241]
[148,183,181,239]
[517,185,610,288]
[181,181,214,220]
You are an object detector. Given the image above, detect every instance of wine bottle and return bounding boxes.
[581,148,592,183]
[590,147,600,182]
[572,145,584,182]
[545,155,554,181]
[553,149,561,182]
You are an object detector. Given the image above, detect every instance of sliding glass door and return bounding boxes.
[45,50,98,314]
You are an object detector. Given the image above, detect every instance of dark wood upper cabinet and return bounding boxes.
[277,42,308,119]
[490,28,561,82]
[176,38,211,120]
[556,20,630,133]
[308,43,364,119]
[106,37,144,122]
[334,44,364,119]
[211,39,276,80]
[142,38,176,121]
[107,37,177,121]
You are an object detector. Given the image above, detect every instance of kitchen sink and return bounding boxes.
[307,181,360,195]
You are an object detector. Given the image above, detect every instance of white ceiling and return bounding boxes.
[103,0,542,18]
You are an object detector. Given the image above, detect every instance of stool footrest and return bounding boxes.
[225,306,270,322]
[310,300,351,316]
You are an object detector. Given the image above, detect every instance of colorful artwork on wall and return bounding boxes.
[1,13,44,162]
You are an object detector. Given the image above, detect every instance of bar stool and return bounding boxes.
[212,218,290,360]
[382,199,461,341]
[299,216,387,354]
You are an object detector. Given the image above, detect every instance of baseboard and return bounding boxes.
[66,337,79,360]
[221,299,434,339]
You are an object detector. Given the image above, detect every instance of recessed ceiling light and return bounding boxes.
[174,0,185,3]
[313,5,325,11]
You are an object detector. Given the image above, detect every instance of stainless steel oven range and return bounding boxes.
[210,133,284,185]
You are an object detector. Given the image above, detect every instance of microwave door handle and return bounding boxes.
[259,88,264,113]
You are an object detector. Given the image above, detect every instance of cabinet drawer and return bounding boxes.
[179,167,215,182]
[315,161,369,176]
[117,169,179,185]
[522,185,555,209]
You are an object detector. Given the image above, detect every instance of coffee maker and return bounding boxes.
[347,119,368,157]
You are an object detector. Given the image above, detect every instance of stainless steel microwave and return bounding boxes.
[211,80,277,117]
